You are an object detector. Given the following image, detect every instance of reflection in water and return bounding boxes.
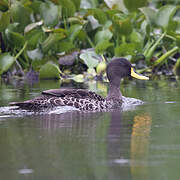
[130,114,152,180]
[0,79,180,179]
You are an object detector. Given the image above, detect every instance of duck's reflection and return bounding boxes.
[130,114,152,180]
[7,109,152,179]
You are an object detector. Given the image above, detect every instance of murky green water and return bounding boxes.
[0,78,180,180]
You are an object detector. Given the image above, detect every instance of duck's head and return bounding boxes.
[106,58,149,86]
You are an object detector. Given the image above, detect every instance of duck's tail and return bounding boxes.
[9,101,33,109]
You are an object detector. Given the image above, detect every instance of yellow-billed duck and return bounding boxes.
[9,58,149,111]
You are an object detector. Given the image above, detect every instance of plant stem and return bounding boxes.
[146,32,166,64]
[153,46,179,67]
[15,41,28,60]
[14,41,28,75]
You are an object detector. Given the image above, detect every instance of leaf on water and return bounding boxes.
[39,62,61,79]
[72,74,84,82]
[80,50,100,68]
[0,53,15,75]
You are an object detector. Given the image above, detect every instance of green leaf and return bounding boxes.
[95,40,113,54]
[156,5,178,29]
[0,0,9,12]
[40,2,60,27]
[95,29,113,44]
[58,0,76,17]
[42,32,66,52]
[80,50,100,68]
[56,41,75,53]
[39,62,61,79]
[88,8,107,25]
[130,31,144,51]
[123,0,148,12]
[153,46,179,67]
[112,15,132,37]
[25,28,45,49]
[68,24,83,42]
[104,0,126,12]
[5,29,25,49]
[115,43,136,56]
[0,53,15,75]
[24,20,43,33]
[140,7,156,27]
[80,0,98,9]
[10,1,31,32]
[27,48,43,60]
[0,11,10,32]
[174,58,180,76]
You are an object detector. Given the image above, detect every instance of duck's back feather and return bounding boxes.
[42,89,105,101]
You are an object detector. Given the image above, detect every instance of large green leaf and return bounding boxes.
[58,0,76,17]
[42,32,66,52]
[112,14,132,37]
[80,50,100,68]
[10,1,31,32]
[115,43,136,56]
[123,0,148,12]
[0,11,10,32]
[27,48,43,60]
[56,41,75,53]
[0,53,15,75]
[5,29,25,48]
[156,5,178,29]
[104,0,126,12]
[88,8,107,25]
[68,24,83,42]
[95,29,113,44]
[140,7,156,27]
[39,62,61,79]
[95,40,113,54]
[0,0,8,12]
[25,28,45,49]
[40,2,60,27]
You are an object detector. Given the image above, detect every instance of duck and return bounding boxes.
[9,58,149,111]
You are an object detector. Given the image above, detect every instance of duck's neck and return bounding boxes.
[107,80,122,100]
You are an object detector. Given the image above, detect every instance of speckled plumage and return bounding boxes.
[9,58,148,111]
[10,89,122,111]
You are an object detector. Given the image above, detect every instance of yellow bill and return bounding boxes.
[131,68,149,80]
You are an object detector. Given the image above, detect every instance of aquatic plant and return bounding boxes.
[0,0,180,79]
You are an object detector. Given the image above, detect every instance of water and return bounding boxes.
[0,78,180,180]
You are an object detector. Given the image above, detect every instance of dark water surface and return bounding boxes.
[0,79,180,180]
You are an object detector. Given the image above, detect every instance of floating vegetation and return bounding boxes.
[0,0,180,81]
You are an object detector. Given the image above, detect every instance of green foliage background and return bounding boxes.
[0,0,180,79]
